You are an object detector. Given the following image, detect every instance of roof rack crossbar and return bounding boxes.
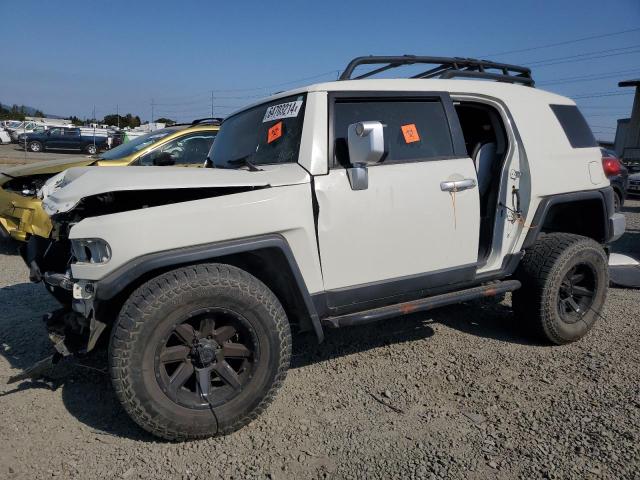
[354,62,404,80]
[191,117,224,126]
[339,55,534,86]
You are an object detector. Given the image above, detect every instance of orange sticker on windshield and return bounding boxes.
[268,121,283,143]
[401,124,420,143]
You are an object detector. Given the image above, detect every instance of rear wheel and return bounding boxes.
[613,190,622,212]
[109,263,291,440]
[85,144,97,155]
[513,233,608,344]
[28,141,43,153]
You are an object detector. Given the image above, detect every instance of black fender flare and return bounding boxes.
[94,234,324,342]
[522,186,615,249]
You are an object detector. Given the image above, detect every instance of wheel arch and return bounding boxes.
[522,187,615,249]
[94,234,324,342]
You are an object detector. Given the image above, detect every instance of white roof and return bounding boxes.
[231,78,574,117]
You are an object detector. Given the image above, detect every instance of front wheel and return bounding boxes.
[513,233,609,345]
[109,263,291,440]
[28,141,43,153]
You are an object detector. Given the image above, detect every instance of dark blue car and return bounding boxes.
[21,127,109,155]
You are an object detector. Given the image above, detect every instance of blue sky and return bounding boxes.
[2,0,639,140]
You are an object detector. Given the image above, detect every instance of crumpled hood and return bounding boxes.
[0,157,96,179]
[41,164,310,215]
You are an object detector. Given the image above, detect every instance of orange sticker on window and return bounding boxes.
[268,121,283,143]
[401,124,420,143]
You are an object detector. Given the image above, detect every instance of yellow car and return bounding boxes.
[0,121,219,241]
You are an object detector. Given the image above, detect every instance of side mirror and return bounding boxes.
[346,121,385,190]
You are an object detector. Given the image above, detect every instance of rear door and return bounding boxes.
[63,128,83,150]
[314,92,480,311]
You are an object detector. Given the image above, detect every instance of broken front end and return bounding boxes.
[20,219,110,363]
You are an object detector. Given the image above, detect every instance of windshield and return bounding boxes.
[209,94,306,169]
[98,128,177,160]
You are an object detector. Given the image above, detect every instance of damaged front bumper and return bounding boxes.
[20,235,108,363]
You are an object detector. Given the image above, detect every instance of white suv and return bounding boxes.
[19,56,625,440]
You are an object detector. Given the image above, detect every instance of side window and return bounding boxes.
[550,104,597,148]
[333,99,455,167]
[139,132,217,166]
[66,129,80,136]
[48,128,62,136]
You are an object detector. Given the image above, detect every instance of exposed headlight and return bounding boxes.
[71,238,111,264]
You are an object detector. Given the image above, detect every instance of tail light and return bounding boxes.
[602,156,621,177]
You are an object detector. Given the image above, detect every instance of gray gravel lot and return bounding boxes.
[0,200,638,480]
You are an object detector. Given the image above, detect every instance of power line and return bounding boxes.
[573,92,634,99]
[528,44,640,66]
[532,48,640,68]
[480,27,640,57]
[539,68,640,86]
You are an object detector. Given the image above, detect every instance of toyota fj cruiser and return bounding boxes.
[16,56,625,440]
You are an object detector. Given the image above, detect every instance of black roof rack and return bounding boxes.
[191,117,224,126]
[339,55,534,86]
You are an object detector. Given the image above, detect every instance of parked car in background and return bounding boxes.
[601,148,629,211]
[0,128,11,144]
[7,120,47,142]
[0,119,220,241]
[21,127,110,155]
[1,120,22,130]
[628,171,640,196]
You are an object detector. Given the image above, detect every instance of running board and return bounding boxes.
[321,280,521,328]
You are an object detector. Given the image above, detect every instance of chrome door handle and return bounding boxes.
[440,178,477,192]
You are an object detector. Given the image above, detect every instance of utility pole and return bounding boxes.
[151,98,155,128]
[92,105,96,152]
[211,91,214,118]
[116,104,120,129]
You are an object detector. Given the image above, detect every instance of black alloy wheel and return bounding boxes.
[557,263,597,324]
[154,308,257,410]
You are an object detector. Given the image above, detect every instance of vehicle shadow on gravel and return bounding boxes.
[291,298,540,370]
[611,227,640,258]
[0,238,20,256]
[0,285,536,442]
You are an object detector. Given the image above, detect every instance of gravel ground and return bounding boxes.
[0,143,87,165]
[0,200,638,480]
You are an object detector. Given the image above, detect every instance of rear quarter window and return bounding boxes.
[550,104,597,149]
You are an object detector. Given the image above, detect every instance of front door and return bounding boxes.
[314,93,480,311]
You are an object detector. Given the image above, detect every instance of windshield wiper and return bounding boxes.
[226,156,262,172]
[0,172,18,179]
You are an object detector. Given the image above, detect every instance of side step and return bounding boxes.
[321,280,521,328]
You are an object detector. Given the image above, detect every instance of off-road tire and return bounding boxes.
[109,263,292,441]
[613,190,622,212]
[28,141,43,153]
[513,233,608,345]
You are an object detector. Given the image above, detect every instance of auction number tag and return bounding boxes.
[268,121,283,143]
[263,100,303,123]
[401,124,420,143]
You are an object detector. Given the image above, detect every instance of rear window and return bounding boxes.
[550,104,597,148]
[333,99,454,166]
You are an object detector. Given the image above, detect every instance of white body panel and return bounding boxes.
[315,159,479,289]
[69,167,324,294]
